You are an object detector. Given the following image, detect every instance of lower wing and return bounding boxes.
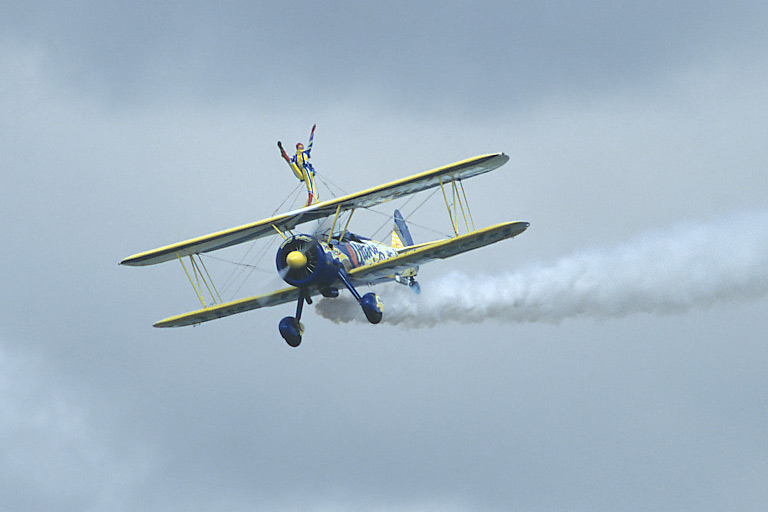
[153,221,529,328]
[349,221,529,284]
[153,287,302,328]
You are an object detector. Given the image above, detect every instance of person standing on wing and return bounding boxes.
[278,124,317,207]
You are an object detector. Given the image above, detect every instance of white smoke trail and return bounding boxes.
[315,210,768,327]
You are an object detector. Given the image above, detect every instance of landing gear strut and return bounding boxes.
[278,269,384,347]
[336,270,383,324]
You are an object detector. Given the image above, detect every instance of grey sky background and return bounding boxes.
[2,2,768,511]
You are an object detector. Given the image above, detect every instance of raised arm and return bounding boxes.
[306,124,316,153]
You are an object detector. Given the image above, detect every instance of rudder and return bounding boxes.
[391,209,414,248]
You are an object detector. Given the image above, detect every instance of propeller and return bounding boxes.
[277,235,320,282]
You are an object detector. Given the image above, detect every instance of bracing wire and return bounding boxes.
[203,252,273,272]
[271,182,304,215]
[369,187,450,241]
[370,192,418,240]
[202,170,457,300]
[209,182,304,299]
[316,173,349,198]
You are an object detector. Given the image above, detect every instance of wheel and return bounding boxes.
[360,292,383,324]
[278,316,302,347]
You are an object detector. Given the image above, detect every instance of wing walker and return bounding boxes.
[278,124,317,207]
[121,133,529,347]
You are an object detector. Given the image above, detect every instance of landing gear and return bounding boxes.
[337,270,383,324]
[278,316,303,347]
[279,288,309,347]
[395,274,420,294]
[277,270,384,347]
[360,292,383,324]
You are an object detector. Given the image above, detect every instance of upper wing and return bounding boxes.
[153,286,302,328]
[120,153,509,266]
[348,221,529,284]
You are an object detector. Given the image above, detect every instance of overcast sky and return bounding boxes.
[2,2,768,511]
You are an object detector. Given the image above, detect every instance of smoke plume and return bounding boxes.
[315,211,768,327]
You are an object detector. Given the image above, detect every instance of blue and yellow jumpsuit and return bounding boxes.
[278,125,317,207]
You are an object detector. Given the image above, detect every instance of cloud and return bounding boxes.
[2,3,768,510]
[0,345,154,512]
[317,210,768,326]
[4,2,766,110]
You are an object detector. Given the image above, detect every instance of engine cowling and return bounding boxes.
[276,235,337,288]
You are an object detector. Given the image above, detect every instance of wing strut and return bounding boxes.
[177,253,222,308]
[338,209,355,244]
[459,179,476,231]
[438,176,477,236]
[438,177,457,236]
[272,223,288,240]
[327,204,342,244]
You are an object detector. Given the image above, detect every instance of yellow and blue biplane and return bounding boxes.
[120,153,529,347]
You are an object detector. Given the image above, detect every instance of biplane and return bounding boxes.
[120,153,529,347]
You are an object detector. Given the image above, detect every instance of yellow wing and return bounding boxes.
[153,287,303,328]
[120,153,509,266]
[348,221,529,285]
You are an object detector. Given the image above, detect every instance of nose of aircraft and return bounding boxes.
[286,250,307,270]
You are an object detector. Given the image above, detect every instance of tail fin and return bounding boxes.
[391,209,414,249]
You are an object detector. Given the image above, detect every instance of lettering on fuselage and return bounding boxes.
[331,240,398,269]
